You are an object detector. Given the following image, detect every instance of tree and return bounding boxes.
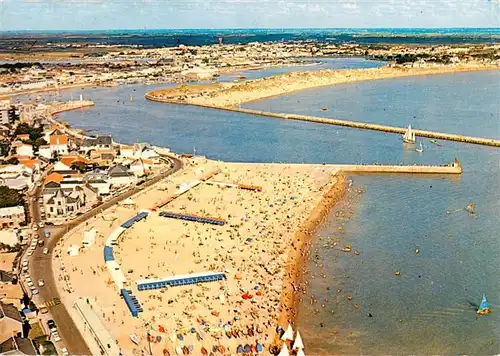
[33,137,47,152]
[0,143,9,157]
[70,161,87,173]
[0,186,23,208]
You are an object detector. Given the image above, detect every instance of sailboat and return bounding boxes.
[477,294,491,315]
[402,124,416,144]
[415,142,424,153]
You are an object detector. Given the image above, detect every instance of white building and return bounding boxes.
[38,145,52,159]
[16,143,33,158]
[49,135,69,156]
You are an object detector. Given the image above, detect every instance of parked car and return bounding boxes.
[60,347,69,356]
[33,226,38,231]
[38,279,44,287]
[52,332,61,343]
[31,288,38,295]
[43,247,49,255]
[38,222,44,228]
[39,306,49,314]
[47,320,56,329]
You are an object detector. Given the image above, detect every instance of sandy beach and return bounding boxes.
[146,64,499,108]
[53,158,345,355]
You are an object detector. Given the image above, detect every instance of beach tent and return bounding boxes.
[281,324,294,341]
[82,228,96,248]
[277,343,290,356]
[67,245,80,256]
[293,331,304,350]
[122,198,135,206]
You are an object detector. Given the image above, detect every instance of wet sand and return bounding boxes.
[53,159,345,355]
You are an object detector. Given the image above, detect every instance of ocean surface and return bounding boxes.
[21,61,499,354]
[1,28,499,50]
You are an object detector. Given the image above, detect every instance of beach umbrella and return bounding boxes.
[293,331,304,350]
[277,343,290,356]
[281,324,294,341]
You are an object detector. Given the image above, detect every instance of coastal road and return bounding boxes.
[29,155,183,355]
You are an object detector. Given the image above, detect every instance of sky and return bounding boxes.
[0,0,499,31]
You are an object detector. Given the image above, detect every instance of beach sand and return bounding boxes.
[146,64,499,108]
[53,158,345,355]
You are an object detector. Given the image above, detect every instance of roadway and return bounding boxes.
[28,155,183,355]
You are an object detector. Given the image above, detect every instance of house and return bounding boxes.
[0,107,8,125]
[119,145,135,159]
[12,143,33,158]
[107,164,135,186]
[0,271,15,284]
[0,302,23,342]
[44,188,81,219]
[0,206,26,229]
[52,161,74,174]
[81,135,113,153]
[0,166,33,191]
[0,336,37,355]
[60,155,89,170]
[37,145,52,159]
[129,158,153,177]
[43,172,63,186]
[89,149,115,165]
[49,135,69,156]
[43,127,64,142]
[17,159,39,172]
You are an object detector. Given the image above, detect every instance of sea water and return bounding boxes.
[47,67,499,354]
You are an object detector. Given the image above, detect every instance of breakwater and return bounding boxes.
[223,106,500,147]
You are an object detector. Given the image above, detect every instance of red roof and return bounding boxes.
[18,159,39,170]
[44,172,63,185]
[60,155,89,167]
[49,135,68,146]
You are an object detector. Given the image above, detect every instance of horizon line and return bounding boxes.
[1,26,500,33]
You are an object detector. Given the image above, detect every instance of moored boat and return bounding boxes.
[416,142,424,153]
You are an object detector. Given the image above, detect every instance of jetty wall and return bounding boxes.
[226,107,500,147]
[145,93,500,147]
[329,164,462,174]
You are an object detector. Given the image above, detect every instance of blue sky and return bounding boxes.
[0,0,499,31]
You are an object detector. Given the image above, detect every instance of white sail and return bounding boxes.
[403,124,416,143]
[278,343,290,356]
[293,331,304,350]
[281,324,294,341]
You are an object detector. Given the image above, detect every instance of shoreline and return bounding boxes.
[145,65,499,108]
[274,172,347,347]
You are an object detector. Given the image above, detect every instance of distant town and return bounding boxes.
[1,42,499,95]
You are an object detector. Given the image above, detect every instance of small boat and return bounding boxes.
[238,74,247,79]
[129,334,140,345]
[430,139,443,147]
[477,294,491,315]
[415,142,424,153]
[402,124,416,144]
[321,106,328,111]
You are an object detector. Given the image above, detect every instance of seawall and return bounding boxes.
[225,107,500,148]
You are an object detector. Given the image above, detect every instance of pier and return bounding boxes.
[226,107,500,147]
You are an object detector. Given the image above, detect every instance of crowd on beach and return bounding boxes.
[54,159,341,355]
